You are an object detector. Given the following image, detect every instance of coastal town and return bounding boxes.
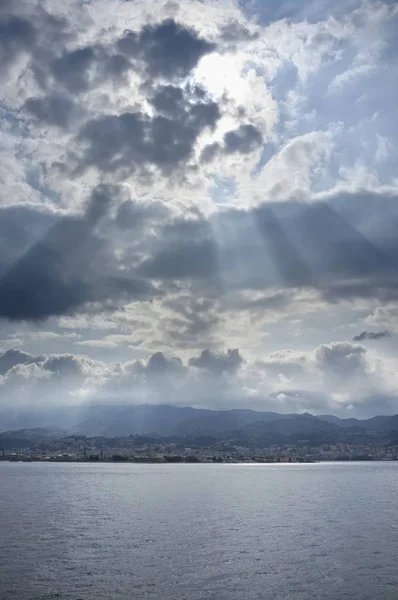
[2,434,397,463]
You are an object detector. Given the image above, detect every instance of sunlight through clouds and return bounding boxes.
[0,0,397,417]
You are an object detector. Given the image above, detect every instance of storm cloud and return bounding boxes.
[0,190,159,321]
[353,331,391,342]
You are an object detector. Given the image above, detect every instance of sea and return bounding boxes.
[0,461,397,600]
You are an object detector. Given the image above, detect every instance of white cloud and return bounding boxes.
[248,129,336,204]
[365,305,398,333]
[0,338,396,417]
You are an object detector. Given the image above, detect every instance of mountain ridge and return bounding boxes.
[1,404,398,440]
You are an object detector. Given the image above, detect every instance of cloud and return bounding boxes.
[1,187,398,325]
[224,124,263,154]
[146,351,184,375]
[114,198,169,231]
[314,341,368,379]
[0,0,398,419]
[0,339,396,418]
[0,190,159,321]
[257,350,308,377]
[365,305,398,333]
[0,15,36,70]
[0,348,41,375]
[42,353,102,378]
[50,46,98,93]
[14,15,214,96]
[133,191,398,303]
[117,19,216,80]
[201,123,264,161]
[24,94,82,128]
[189,348,243,374]
[138,216,219,281]
[0,5,71,87]
[353,331,391,342]
[76,96,220,177]
[32,19,211,108]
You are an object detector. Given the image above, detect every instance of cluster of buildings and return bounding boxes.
[1,435,397,463]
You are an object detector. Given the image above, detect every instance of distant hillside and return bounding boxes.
[74,405,398,437]
[318,414,398,432]
[227,415,377,449]
[0,427,67,450]
[1,404,398,441]
[229,415,341,447]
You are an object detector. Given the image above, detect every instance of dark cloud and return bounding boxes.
[315,342,367,379]
[0,6,70,77]
[138,217,219,281]
[200,142,220,163]
[117,19,216,80]
[0,349,40,375]
[254,204,313,288]
[85,185,114,224]
[223,124,263,154]
[2,184,398,325]
[139,238,217,281]
[50,46,96,93]
[42,354,94,378]
[189,348,243,374]
[39,44,130,95]
[0,15,36,69]
[0,205,56,272]
[250,192,398,300]
[146,351,183,375]
[24,94,81,128]
[25,18,213,104]
[0,348,101,380]
[201,124,263,161]
[353,331,391,342]
[0,191,159,322]
[77,97,220,176]
[114,199,169,231]
[149,84,185,117]
[132,191,398,305]
[0,349,97,398]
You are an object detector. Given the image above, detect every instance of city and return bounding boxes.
[2,432,397,463]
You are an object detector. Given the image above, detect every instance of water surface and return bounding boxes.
[0,462,397,600]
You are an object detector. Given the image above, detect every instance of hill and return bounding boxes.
[0,427,67,450]
[1,404,398,443]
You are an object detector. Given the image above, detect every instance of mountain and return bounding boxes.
[228,415,344,448]
[226,415,382,449]
[171,409,297,437]
[2,409,398,451]
[1,404,398,439]
[73,405,297,437]
[317,414,398,432]
[75,404,195,436]
[75,406,398,437]
[0,427,67,450]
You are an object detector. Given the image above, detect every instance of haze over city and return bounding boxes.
[1,0,398,424]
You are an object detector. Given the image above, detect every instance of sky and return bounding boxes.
[0,0,398,419]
